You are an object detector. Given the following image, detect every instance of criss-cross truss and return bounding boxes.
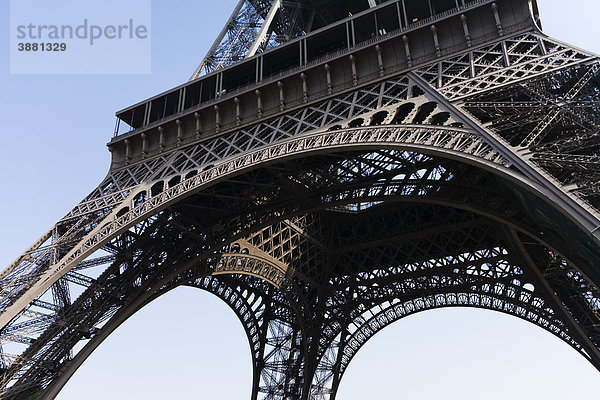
[190,0,379,79]
[2,0,600,399]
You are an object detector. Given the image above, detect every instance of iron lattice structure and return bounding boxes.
[2,0,600,399]
[190,0,381,78]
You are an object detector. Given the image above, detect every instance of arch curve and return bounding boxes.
[40,272,274,400]
[306,224,600,397]
[4,126,600,400]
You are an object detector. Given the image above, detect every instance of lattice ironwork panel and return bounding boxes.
[4,1,600,399]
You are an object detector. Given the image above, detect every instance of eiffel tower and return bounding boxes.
[2,0,600,398]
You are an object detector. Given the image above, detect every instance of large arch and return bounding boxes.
[5,123,597,318]
[335,307,600,400]
[55,286,253,400]
[3,0,600,397]
[5,134,598,399]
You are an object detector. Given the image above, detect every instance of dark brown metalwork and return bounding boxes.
[1,0,600,399]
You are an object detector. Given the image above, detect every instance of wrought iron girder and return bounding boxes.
[5,136,600,399]
[0,248,138,395]
[310,256,585,393]
[532,153,600,174]
[0,76,421,314]
[0,159,474,396]
[190,0,378,79]
[325,206,495,259]
[185,272,311,399]
[0,69,491,317]
[416,33,596,101]
[215,253,289,288]
[0,125,514,331]
[167,157,600,393]
[4,24,600,398]
[333,288,573,373]
[190,0,291,79]
[460,62,600,211]
[517,235,600,342]
[114,75,414,178]
[235,220,326,287]
[4,32,593,318]
[309,243,597,396]
[123,149,600,283]
[4,197,323,398]
[533,131,600,155]
[61,272,94,288]
[461,64,600,145]
[521,64,600,147]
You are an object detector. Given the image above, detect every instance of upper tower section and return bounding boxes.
[191,0,540,79]
[191,0,379,79]
[112,0,545,149]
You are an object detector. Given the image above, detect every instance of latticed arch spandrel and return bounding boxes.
[3,142,600,399]
[4,0,600,398]
[308,227,600,398]
[3,143,600,399]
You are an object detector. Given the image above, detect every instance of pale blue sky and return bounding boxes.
[1,1,600,399]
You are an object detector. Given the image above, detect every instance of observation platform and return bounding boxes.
[109,0,540,168]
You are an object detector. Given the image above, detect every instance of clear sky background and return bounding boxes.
[1,1,600,399]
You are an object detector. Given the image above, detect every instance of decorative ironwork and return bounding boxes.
[2,0,600,399]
